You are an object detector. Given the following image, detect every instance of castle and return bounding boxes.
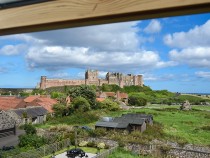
[38,70,143,90]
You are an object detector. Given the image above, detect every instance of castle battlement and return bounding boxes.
[39,70,143,90]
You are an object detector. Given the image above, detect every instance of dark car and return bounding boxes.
[2,146,15,151]
[66,148,86,158]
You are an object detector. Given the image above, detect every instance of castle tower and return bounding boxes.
[137,75,144,87]
[40,76,47,90]
[85,70,99,85]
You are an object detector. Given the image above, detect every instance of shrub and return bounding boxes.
[93,128,107,137]
[18,134,46,148]
[23,124,37,135]
[52,103,68,117]
[98,99,120,111]
[97,142,105,149]
[79,141,88,147]
[128,95,147,106]
[87,141,96,147]
[71,96,91,112]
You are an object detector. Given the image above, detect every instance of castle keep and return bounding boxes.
[39,70,143,90]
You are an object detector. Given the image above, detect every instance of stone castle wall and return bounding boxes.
[39,70,143,90]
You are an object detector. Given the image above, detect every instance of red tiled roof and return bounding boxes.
[24,96,40,103]
[119,93,128,99]
[96,98,105,102]
[0,96,57,112]
[0,97,24,111]
[29,97,57,112]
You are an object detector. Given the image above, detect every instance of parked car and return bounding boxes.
[2,146,15,151]
[66,148,86,158]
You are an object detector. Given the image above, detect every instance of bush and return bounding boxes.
[97,142,105,149]
[23,124,37,135]
[18,134,46,148]
[128,95,147,106]
[101,84,122,92]
[52,103,68,117]
[93,128,107,137]
[71,96,91,112]
[79,141,88,147]
[98,99,120,111]
[87,141,96,147]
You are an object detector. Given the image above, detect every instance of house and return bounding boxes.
[0,96,24,111]
[0,95,57,113]
[0,110,16,136]
[122,113,153,125]
[7,106,48,125]
[95,121,132,132]
[96,91,128,103]
[95,113,151,133]
[113,117,146,132]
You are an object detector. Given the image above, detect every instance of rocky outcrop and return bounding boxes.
[180,100,191,110]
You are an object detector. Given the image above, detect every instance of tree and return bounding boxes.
[101,84,122,92]
[52,103,68,117]
[71,96,91,112]
[128,95,147,106]
[23,124,37,135]
[97,99,119,111]
[68,85,96,108]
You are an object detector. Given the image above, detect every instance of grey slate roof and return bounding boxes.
[11,106,47,118]
[95,121,129,129]
[122,113,153,120]
[113,117,145,125]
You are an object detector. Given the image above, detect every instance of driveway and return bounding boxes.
[0,130,25,148]
[55,151,96,158]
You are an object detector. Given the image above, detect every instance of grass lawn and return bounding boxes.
[36,105,210,146]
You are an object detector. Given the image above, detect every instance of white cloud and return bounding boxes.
[164,20,210,48]
[26,46,173,72]
[29,21,140,52]
[0,44,26,55]
[169,47,210,68]
[1,21,174,72]
[144,20,162,34]
[195,71,210,79]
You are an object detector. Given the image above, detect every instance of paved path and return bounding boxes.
[0,130,25,148]
[55,151,96,158]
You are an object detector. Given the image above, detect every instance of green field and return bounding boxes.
[36,105,210,146]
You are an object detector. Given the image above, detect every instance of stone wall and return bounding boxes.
[79,137,118,147]
[39,70,144,89]
[124,142,210,158]
[45,79,85,88]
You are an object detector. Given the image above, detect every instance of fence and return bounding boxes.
[92,145,118,158]
[5,138,71,158]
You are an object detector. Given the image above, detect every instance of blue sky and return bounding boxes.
[0,13,210,93]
